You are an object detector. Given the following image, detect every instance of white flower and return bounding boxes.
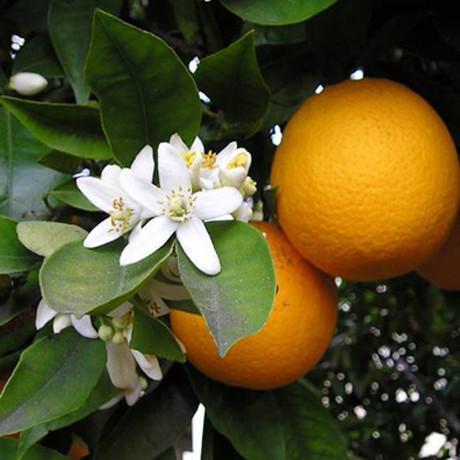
[9,72,47,96]
[166,133,205,191]
[119,145,243,275]
[76,145,154,248]
[233,201,253,223]
[35,299,98,339]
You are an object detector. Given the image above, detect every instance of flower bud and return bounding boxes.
[241,176,257,197]
[9,72,47,96]
[251,200,264,222]
[112,331,126,344]
[98,324,114,342]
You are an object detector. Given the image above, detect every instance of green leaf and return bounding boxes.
[0,438,66,460]
[170,0,202,45]
[17,221,87,257]
[38,151,82,174]
[0,319,35,358]
[85,10,201,165]
[195,31,270,125]
[40,239,174,315]
[97,368,198,460]
[252,23,307,46]
[0,97,111,160]
[219,0,337,25]
[0,216,38,274]
[48,0,122,104]
[12,34,63,78]
[48,180,98,211]
[177,222,276,357]
[0,328,106,435]
[131,308,185,362]
[0,108,64,220]
[188,368,348,460]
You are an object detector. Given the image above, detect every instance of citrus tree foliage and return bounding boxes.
[0,1,459,459]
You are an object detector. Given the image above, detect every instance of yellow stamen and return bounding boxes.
[109,197,133,233]
[180,151,197,168]
[202,151,217,169]
[227,153,248,169]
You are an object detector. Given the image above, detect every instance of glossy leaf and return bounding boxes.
[131,308,185,362]
[0,97,111,160]
[17,221,87,257]
[40,239,174,315]
[177,222,276,357]
[219,0,337,25]
[0,329,106,435]
[48,180,98,211]
[0,216,38,274]
[188,368,348,460]
[0,319,35,358]
[0,108,63,220]
[48,0,122,104]
[85,10,201,165]
[12,34,63,78]
[97,368,198,460]
[38,151,82,174]
[0,438,65,460]
[195,31,269,125]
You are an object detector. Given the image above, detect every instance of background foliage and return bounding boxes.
[1,0,460,459]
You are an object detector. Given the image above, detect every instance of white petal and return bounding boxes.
[100,164,122,187]
[194,187,243,221]
[106,341,138,390]
[169,133,189,153]
[83,217,124,248]
[176,217,220,275]
[35,299,57,330]
[124,378,143,406]
[120,216,178,266]
[119,169,165,216]
[99,393,123,410]
[71,315,98,339]
[10,72,47,96]
[53,314,72,334]
[130,145,154,183]
[233,202,253,223]
[158,143,191,192]
[149,279,190,301]
[199,176,219,191]
[131,350,163,381]
[205,214,233,222]
[108,302,133,318]
[219,167,247,188]
[76,177,122,213]
[216,141,237,164]
[190,137,205,154]
[160,255,181,282]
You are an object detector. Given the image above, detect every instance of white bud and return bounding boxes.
[98,324,114,342]
[241,176,257,197]
[112,331,126,344]
[9,72,47,96]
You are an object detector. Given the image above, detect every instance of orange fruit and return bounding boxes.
[170,222,338,390]
[417,215,460,290]
[271,78,460,281]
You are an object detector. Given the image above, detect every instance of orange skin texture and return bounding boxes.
[271,78,460,281]
[417,215,460,290]
[170,222,338,390]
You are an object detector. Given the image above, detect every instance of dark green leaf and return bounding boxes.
[252,23,307,46]
[202,417,244,460]
[177,221,276,357]
[0,216,38,274]
[0,438,66,460]
[154,448,176,460]
[48,0,122,104]
[48,180,98,211]
[170,0,202,45]
[219,0,337,26]
[97,368,198,460]
[188,368,348,460]
[40,239,174,315]
[0,328,106,435]
[12,34,63,78]
[131,308,185,362]
[38,151,82,174]
[17,221,87,257]
[0,108,64,220]
[0,319,34,358]
[0,97,111,160]
[195,31,269,125]
[4,0,52,33]
[85,10,201,165]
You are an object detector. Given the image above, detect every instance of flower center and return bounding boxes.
[167,189,195,222]
[227,153,248,169]
[180,151,197,168]
[109,197,134,233]
[202,151,217,169]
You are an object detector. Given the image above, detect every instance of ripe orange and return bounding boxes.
[271,78,460,281]
[170,222,338,390]
[417,215,460,290]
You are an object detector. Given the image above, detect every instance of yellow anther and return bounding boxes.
[109,197,133,233]
[227,153,248,169]
[180,151,197,168]
[202,151,217,169]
